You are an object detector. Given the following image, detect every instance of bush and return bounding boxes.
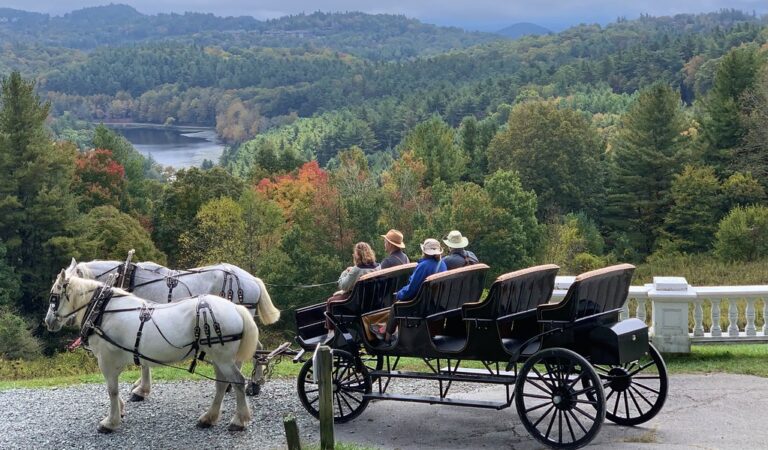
[571,253,604,273]
[0,309,42,360]
[714,205,768,262]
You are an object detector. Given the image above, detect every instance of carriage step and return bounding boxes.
[364,392,511,410]
[369,369,516,385]
[438,367,517,377]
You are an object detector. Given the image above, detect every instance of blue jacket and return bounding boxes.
[396,257,447,301]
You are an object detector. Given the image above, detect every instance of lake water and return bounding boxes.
[106,124,225,169]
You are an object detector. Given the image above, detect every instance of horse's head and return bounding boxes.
[44,258,88,332]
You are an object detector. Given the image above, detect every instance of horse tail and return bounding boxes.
[254,277,280,325]
[235,305,259,363]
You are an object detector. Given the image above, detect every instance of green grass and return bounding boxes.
[3,344,767,390]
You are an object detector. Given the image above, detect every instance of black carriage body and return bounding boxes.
[293,262,667,449]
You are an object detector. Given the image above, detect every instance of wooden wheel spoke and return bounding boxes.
[525,377,554,395]
[567,408,588,434]
[532,405,556,428]
[567,369,586,389]
[605,388,615,400]
[612,390,621,416]
[571,384,598,398]
[628,360,656,377]
[308,396,320,406]
[544,406,558,441]
[623,386,630,418]
[630,385,656,407]
[627,386,644,417]
[525,401,552,414]
[523,393,553,400]
[558,410,563,444]
[633,381,661,395]
[563,409,577,443]
[532,366,557,392]
[571,404,597,422]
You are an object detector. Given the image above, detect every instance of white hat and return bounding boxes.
[443,230,469,249]
[420,238,443,256]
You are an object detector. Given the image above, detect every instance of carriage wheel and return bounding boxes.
[515,348,605,449]
[589,343,668,426]
[297,349,371,423]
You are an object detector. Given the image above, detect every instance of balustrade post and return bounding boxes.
[693,299,704,337]
[710,300,722,337]
[763,298,768,336]
[636,298,647,324]
[649,278,693,353]
[728,299,739,337]
[745,299,757,336]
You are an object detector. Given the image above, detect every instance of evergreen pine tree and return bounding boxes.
[0,72,79,316]
[605,83,688,256]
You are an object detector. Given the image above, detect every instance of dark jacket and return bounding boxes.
[442,249,479,271]
[379,250,409,269]
[396,257,447,301]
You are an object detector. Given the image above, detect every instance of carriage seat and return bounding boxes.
[394,264,489,322]
[537,263,635,324]
[432,264,560,355]
[296,264,416,349]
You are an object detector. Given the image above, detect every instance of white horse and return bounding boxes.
[44,270,258,433]
[66,258,281,400]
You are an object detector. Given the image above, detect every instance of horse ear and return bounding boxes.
[60,269,67,281]
[68,258,77,270]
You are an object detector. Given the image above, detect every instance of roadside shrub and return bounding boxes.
[0,309,42,360]
[714,205,768,262]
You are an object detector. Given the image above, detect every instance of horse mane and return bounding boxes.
[68,276,130,305]
[76,262,94,279]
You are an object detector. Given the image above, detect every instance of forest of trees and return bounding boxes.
[0,8,767,358]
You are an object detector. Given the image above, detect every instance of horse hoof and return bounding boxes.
[228,423,245,432]
[97,425,114,434]
[129,393,145,402]
[246,382,261,396]
[196,420,213,429]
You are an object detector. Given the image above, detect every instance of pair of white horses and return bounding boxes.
[44,258,281,433]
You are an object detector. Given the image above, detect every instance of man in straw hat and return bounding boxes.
[442,230,479,270]
[367,238,446,341]
[379,229,410,269]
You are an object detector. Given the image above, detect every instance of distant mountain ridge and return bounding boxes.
[0,4,504,60]
[496,22,551,38]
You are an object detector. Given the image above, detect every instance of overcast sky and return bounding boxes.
[4,1,768,31]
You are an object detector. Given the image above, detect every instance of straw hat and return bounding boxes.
[381,229,405,249]
[420,238,443,256]
[443,230,469,249]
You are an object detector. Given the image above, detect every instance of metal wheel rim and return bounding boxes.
[515,348,606,449]
[296,350,371,423]
[591,343,668,426]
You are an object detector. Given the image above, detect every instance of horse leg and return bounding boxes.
[197,365,228,428]
[220,363,250,431]
[97,356,124,433]
[130,365,151,401]
[246,340,264,396]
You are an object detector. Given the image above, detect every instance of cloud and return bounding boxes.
[5,0,768,28]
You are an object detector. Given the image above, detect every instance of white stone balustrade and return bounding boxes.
[552,276,768,353]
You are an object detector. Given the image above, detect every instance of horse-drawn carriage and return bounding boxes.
[293,263,668,449]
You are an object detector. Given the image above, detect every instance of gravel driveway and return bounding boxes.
[0,379,319,450]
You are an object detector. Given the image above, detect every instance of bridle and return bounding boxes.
[49,280,92,323]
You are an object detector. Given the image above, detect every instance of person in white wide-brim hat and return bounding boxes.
[441,230,479,270]
[367,238,447,341]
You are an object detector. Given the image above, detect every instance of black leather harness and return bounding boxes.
[78,289,243,372]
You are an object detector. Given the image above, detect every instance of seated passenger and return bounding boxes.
[367,238,446,340]
[441,230,479,270]
[379,229,410,269]
[326,242,378,330]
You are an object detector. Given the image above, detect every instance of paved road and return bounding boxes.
[328,374,768,450]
